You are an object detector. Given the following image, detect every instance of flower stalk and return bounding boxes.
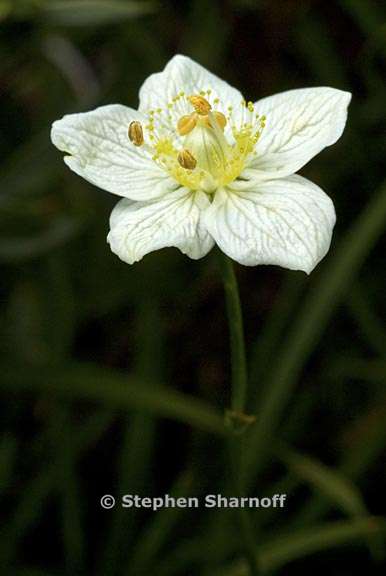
[218,251,260,575]
[218,251,248,415]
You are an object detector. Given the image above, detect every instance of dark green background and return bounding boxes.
[1,1,386,574]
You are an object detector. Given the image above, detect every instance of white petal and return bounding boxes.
[244,87,351,178]
[139,54,244,114]
[51,104,177,200]
[107,188,214,264]
[205,175,336,273]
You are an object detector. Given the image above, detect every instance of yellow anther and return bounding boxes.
[128,121,144,146]
[204,111,227,131]
[214,111,227,129]
[177,149,197,170]
[188,94,212,115]
[177,113,197,136]
[139,88,268,192]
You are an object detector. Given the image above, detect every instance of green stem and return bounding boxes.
[218,252,248,413]
[218,252,260,576]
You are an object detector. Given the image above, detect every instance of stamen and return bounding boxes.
[177,149,197,170]
[177,114,197,136]
[128,121,144,146]
[141,88,267,192]
[205,111,227,131]
[188,95,212,115]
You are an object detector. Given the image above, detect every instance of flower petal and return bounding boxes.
[244,87,351,178]
[51,104,177,200]
[107,188,214,264]
[139,54,244,114]
[205,175,336,273]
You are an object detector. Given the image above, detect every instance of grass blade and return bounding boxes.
[1,362,225,435]
[259,517,386,572]
[244,180,386,484]
[277,446,367,517]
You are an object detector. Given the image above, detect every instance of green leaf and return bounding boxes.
[287,400,386,542]
[278,446,367,517]
[42,0,157,26]
[244,180,386,485]
[259,517,386,572]
[1,362,225,435]
[217,517,386,575]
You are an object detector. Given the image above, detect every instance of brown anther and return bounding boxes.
[177,113,197,136]
[128,121,144,146]
[188,94,212,115]
[177,149,197,170]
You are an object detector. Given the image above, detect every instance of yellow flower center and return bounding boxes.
[130,90,266,193]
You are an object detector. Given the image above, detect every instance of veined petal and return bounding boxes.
[51,104,177,200]
[244,87,351,178]
[107,188,214,264]
[139,54,244,116]
[205,175,336,273]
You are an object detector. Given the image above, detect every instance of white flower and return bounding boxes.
[51,55,351,272]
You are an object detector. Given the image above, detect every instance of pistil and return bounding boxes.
[127,92,266,192]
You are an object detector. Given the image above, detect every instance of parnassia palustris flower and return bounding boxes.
[51,55,351,272]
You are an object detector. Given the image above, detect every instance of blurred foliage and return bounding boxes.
[0,0,386,575]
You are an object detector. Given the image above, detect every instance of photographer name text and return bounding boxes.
[100,493,287,511]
